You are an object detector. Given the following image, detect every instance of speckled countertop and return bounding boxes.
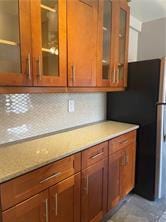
[0,121,139,183]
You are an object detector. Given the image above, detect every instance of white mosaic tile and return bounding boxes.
[0,93,106,145]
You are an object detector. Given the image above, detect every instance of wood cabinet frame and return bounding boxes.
[30,0,67,87]
[0,0,32,86]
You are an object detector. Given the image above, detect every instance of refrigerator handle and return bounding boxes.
[163,108,166,142]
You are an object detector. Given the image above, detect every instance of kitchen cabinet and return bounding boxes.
[97,0,129,88]
[0,0,32,86]
[113,0,130,88]
[108,132,136,210]
[49,174,80,222]
[67,0,98,87]
[81,159,108,222]
[2,190,49,222]
[0,131,136,222]
[0,0,130,92]
[120,145,136,199]
[108,150,122,209]
[31,0,67,86]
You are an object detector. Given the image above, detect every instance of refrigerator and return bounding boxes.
[107,58,166,201]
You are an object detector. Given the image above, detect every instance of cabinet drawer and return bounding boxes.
[0,153,81,210]
[109,131,136,155]
[82,141,108,169]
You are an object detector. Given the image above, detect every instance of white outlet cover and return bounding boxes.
[68,100,75,112]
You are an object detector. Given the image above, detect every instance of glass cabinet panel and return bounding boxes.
[41,0,59,76]
[102,0,112,80]
[118,8,127,81]
[0,0,21,74]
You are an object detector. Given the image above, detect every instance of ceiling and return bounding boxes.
[129,0,166,23]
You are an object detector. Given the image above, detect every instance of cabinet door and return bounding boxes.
[49,174,80,222]
[97,0,114,87]
[115,0,130,88]
[81,159,108,222]
[108,150,123,210]
[120,144,136,199]
[0,0,32,86]
[31,0,67,86]
[2,190,49,222]
[67,0,98,87]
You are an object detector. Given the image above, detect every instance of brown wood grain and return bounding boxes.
[67,0,98,87]
[82,141,108,169]
[0,0,32,86]
[2,190,49,222]
[81,159,108,222]
[49,173,80,222]
[0,153,81,211]
[0,86,125,94]
[109,130,136,155]
[30,0,67,87]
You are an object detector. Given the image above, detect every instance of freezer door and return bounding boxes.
[155,104,166,199]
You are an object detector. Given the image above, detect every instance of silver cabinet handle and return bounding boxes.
[86,176,89,194]
[120,139,129,145]
[116,68,119,84]
[90,152,103,159]
[27,53,31,80]
[40,172,61,184]
[55,193,58,216]
[112,65,116,83]
[71,64,75,82]
[37,55,42,80]
[45,199,49,222]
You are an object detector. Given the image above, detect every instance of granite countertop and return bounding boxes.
[0,121,139,183]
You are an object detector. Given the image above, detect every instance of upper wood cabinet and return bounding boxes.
[0,0,32,86]
[115,0,130,88]
[67,0,98,87]
[31,0,67,86]
[0,0,130,91]
[97,0,129,88]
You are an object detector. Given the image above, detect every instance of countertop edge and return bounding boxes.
[0,125,139,184]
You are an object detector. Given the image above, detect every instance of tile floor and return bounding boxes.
[107,194,166,222]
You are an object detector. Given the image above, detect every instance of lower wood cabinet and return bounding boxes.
[2,190,49,222]
[0,131,137,222]
[81,159,108,222]
[2,174,80,222]
[120,145,136,199]
[108,150,122,209]
[49,174,80,222]
[108,142,136,210]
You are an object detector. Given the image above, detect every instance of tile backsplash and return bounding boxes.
[0,93,106,145]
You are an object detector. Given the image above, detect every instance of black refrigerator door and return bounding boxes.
[107,59,161,200]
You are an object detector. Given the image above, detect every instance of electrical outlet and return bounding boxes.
[68,100,75,112]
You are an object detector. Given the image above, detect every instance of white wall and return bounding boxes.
[138,17,166,60]
[128,16,142,62]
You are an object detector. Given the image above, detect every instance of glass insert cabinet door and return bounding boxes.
[102,0,112,82]
[31,0,67,86]
[97,0,113,87]
[0,0,32,86]
[116,0,129,87]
